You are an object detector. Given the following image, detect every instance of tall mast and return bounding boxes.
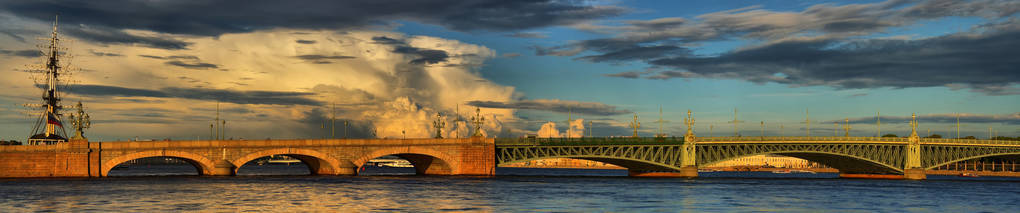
[805,108,810,136]
[733,108,739,136]
[955,113,960,139]
[29,15,70,144]
[876,110,881,137]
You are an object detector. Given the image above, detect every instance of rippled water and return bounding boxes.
[2,165,1020,212]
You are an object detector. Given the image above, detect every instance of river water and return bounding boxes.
[2,165,1019,212]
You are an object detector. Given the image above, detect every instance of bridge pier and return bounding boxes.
[903,168,926,180]
[210,159,236,176]
[628,166,698,178]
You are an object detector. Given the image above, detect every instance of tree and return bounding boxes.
[960,136,976,139]
[881,134,898,137]
[924,134,942,138]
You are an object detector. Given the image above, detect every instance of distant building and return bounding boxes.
[706,155,824,168]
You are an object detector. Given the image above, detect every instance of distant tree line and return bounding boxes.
[0,140,22,145]
[880,134,1016,140]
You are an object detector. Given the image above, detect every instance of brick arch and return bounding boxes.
[353,147,461,175]
[101,150,217,176]
[232,148,346,175]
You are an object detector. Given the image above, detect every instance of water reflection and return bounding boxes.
[4,167,1020,212]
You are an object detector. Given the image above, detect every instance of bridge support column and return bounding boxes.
[903,168,926,180]
[903,119,925,180]
[210,159,236,176]
[337,161,357,175]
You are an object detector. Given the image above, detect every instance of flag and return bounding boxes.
[47,112,62,127]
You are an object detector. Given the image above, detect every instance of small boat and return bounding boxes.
[957,172,979,177]
[772,170,792,174]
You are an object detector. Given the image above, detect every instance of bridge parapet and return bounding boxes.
[698,136,908,142]
[495,137,684,146]
[919,138,1020,146]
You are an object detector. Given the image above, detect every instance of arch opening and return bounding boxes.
[236,155,325,176]
[496,157,627,176]
[497,155,681,176]
[101,150,216,177]
[232,148,348,175]
[105,156,204,177]
[359,154,455,176]
[354,147,460,176]
[703,152,902,175]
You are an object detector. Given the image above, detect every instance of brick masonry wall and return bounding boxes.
[0,138,496,177]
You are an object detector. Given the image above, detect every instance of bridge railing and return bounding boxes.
[493,136,1020,146]
[494,137,684,146]
[698,136,909,142]
[919,138,1020,146]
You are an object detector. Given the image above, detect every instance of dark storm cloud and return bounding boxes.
[0,49,40,57]
[644,29,1020,95]
[88,50,122,57]
[373,36,449,64]
[467,99,632,116]
[1,31,26,43]
[542,0,1020,95]
[62,26,190,50]
[394,46,448,64]
[297,108,377,138]
[506,32,548,38]
[0,0,624,38]
[166,61,219,69]
[602,71,642,79]
[839,113,1020,125]
[294,55,356,64]
[575,45,685,63]
[295,39,317,44]
[60,84,322,106]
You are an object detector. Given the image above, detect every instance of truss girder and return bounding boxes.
[921,145,1020,169]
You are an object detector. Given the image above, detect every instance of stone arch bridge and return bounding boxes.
[0,138,494,177]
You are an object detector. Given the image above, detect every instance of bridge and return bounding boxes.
[1,135,1018,180]
[496,136,1020,179]
[0,138,494,177]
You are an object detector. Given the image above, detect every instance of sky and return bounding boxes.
[0,0,1017,141]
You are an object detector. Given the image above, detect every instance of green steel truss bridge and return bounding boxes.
[494,136,1020,179]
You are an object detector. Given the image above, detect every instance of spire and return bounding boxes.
[684,109,694,137]
[909,113,919,138]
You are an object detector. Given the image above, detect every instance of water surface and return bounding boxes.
[2,165,1018,212]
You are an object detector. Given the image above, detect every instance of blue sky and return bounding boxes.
[0,0,1016,141]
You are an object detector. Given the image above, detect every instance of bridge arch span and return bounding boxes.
[701,151,904,174]
[232,148,351,175]
[101,150,217,176]
[925,152,1020,170]
[498,156,680,172]
[354,147,460,175]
